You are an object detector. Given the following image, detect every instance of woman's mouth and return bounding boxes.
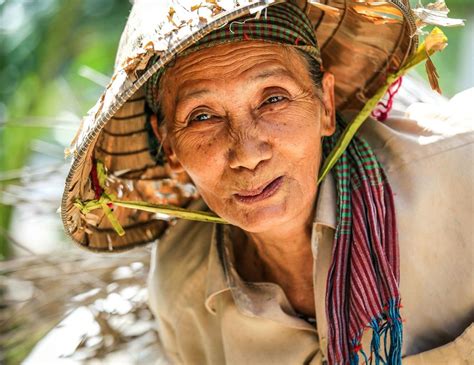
[234,176,284,204]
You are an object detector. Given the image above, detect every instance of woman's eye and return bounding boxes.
[263,95,286,105]
[191,113,212,122]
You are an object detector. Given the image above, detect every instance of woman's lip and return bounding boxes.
[235,178,276,197]
[234,176,284,204]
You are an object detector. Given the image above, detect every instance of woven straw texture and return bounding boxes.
[62,0,417,252]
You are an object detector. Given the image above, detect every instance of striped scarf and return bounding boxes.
[145,2,402,364]
[324,115,401,364]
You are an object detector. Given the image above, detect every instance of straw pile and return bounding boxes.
[0,246,164,364]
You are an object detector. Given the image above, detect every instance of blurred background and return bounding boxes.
[0,0,472,364]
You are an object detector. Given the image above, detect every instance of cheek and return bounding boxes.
[287,138,321,196]
[171,129,227,190]
[269,105,323,193]
[269,104,323,161]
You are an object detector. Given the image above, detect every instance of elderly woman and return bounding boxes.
[62,1,473,364]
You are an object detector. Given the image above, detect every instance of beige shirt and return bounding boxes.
[148,91,474,364]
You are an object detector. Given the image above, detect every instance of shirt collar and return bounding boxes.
[205,224,231,314]
[205,173,337,329]
[314,171,337,229]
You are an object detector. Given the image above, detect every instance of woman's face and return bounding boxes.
[158,41,335,233]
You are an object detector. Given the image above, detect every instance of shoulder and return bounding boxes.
[357,88,474,174]
[357,89,474,211]
[357,89,474,233]
[148,199,214,320]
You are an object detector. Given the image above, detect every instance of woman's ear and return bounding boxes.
[320,72,336,137]
[150,114,185,173]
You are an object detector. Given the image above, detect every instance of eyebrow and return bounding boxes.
[252,68,292,81]
[176,67,293,104]
[177,89,211,103]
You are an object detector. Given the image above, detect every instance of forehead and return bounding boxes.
[159,41,311,97]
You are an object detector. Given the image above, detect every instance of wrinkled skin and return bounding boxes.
[156,41,335,316]
[158,41,335,233]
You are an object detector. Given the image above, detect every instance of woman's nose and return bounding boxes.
[228,126,272,171]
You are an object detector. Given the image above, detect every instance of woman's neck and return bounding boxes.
[247,222,312,274]
[232,207,316,317]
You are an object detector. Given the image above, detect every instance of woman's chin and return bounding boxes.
[201,181,314,233]
[224,201,292,233]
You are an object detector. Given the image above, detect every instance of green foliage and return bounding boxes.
[0,1,130,255]
[411,0,474,96]
[0,1,132,359]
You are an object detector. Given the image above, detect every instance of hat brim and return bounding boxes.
[62,0,417,252]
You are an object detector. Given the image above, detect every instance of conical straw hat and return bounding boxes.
[62,0,418,252]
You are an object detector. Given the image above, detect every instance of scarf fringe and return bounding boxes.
[350,299,403,365]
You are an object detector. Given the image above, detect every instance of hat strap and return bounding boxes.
[74,160,227,237]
